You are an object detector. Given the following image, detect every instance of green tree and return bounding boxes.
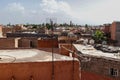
[93,30,106,43]
[32,25,37,29]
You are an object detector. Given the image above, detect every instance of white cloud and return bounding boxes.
[2,0,120,25]
[40,0,58,13]
[76,0,120,24]
[58,1,72,15]
[7,2,25,14]
[40,0,84,24]
[30,10,37,14]
[40,0,73,16]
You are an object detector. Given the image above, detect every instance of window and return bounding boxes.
[110,68,118,77]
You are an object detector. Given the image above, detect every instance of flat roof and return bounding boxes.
[73,44,120,61]
[0,49,78,63]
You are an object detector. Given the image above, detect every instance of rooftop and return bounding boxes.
[73,44,120,61]
[0,49,78,63]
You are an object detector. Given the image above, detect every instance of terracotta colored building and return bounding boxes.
[0,37,38,49]
[18,37,58,48]
[1,25,26,37]
[0,37,58,49]
[103,24,111,34]
[73,44,120,80]
[38,38,58,48]
[5,32,59,48]
[111,21,120,46]
[18,37,38,48]
[59,44,72,56]
[0,25,3,37]
[0,49,80,80]
[0,38,19,48]
[2,27,13,36]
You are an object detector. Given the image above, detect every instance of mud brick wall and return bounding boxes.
[0,38,18,48]
[0,61,80,80]
[59,44,72,56]
[18,38,30,48]
[18,38,38,48]
[38,39,58,48]
[80,56,120,80]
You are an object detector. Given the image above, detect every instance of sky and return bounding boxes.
[0,0,120,25]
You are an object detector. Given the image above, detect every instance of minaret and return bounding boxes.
[70,21,72,27]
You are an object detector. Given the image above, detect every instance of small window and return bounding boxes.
[110,68,118,77]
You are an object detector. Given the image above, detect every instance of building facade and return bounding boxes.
[111,21,120,46]
[0,25,3,37]
[73,44,120,80]
[0,49,80,80]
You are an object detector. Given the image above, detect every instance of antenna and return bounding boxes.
[46,18,57,80]
[46,18,57,34]
[46,18,57,25]
[61,46,91,62]
[61,45,91,80]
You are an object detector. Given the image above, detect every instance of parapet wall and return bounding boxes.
[0,38,18,48]
[0,61,80,80]
[38,39,58,48]
[18,38,38,48]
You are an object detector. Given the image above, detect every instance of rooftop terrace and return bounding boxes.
[73,44,120,61]
[0,49,78,63]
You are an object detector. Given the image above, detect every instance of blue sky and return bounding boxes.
[0,0,120,25]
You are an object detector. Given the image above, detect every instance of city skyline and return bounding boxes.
[0,0,120,25]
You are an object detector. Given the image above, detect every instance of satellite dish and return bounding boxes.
[83,39,88,45]
[102,41,107,45]
[89,39,94,45]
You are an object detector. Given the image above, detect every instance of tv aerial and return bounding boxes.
[61,46,91,62]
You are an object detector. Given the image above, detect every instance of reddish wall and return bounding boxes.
[0,25,2,33]
[59,44,72,56]
[0,61,80,80]
[18,38,30,48]
[59,44,77,58]
[0,25,3,37]
[111,22,116,40]
[104,26,110,33]
[38,39,58,48]
[2,27,12,36]
[81,70,117,80]
[18,38,38,48]
[0,38,17,48]
[13,25,22,32]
